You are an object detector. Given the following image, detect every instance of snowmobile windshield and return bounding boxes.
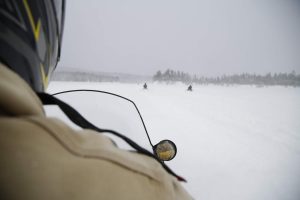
[41,89,182,181]
[44,90,154,151]
[43,89,177,162]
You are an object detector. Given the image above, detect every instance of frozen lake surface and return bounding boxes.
[47,82,300,200]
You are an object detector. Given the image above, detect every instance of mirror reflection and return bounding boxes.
[154,140,177,161]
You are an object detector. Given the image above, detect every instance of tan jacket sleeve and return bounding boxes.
[0,64,193,200]
[0,117,192,200]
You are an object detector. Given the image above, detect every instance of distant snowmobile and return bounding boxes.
[143,83,148,90]
[187,85,192,91]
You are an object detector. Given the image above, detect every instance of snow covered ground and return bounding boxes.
[47,81,300,200]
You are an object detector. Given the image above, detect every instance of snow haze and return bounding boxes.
[58,0,300,76]
[47,81,300,200]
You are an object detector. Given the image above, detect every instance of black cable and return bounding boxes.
[36,92,186,182]
[53,89,154,147]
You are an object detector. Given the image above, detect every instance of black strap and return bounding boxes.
[36,92,186,182]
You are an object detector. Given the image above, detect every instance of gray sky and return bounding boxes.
[58,0,300,76]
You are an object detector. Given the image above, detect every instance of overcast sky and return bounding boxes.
[58,0,300,76]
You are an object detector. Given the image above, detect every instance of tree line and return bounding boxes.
[153,69,300,86]
[51,71,119,82]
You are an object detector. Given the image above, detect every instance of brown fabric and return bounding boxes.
[0,63,44,116]
[0,65,192,199]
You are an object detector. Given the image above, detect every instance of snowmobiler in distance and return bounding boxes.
[187,85,193,91]
[143,83,148,89]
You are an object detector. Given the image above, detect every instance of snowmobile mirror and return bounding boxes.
[154,140,177,161]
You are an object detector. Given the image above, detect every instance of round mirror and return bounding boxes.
[154,140,177,161]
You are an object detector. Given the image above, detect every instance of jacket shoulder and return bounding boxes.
[0,116,192,200]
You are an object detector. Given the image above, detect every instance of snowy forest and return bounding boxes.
[51,69,300,87]
[51,71,120,82]
[51,71,151,83]
[153,69,300,86]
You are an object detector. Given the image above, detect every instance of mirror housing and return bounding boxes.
[154,140,177,161]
